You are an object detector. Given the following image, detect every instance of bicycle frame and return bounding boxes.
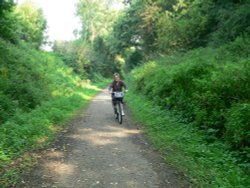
[112,92,124,124]
[114,100,123,124]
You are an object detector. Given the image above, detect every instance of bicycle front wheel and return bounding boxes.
[117,101,123,124]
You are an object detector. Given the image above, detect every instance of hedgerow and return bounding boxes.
[130,36,250,159]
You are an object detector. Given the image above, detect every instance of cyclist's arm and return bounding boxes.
[108,82,114,92]
[122,81,128,91]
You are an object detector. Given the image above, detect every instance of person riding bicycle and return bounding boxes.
[109,73,128,116]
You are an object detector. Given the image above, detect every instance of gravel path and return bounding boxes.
[18,89,188,188]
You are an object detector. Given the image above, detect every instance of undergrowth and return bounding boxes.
[0,39,110,187]
[126,89,249,187]
[130,36,250,158]
[125,36,250,187]
[0,80,109,187]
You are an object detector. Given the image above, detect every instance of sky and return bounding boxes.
[17,0,82,42]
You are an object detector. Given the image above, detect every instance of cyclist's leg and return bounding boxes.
[120,98,125,116]
[112,98,117,114]
[117,101,123,124]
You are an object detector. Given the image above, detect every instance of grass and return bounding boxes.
[125,87,249,188]
[0,80,110,187]
[0,38,111,186]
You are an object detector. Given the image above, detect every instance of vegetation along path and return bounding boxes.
[18,89,188,188]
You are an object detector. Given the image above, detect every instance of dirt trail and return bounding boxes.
[18,89,188,188]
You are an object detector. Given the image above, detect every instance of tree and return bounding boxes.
[76,0,118,43]
[0,0,14,15]
[15,1,47,48]
[64,0,124,77]
[0,0,18,43]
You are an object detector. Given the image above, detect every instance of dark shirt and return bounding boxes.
[109,80,127,92]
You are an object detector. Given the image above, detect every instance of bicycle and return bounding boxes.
[112,91,125,124]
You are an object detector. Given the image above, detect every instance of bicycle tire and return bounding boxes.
[117,101,123,124]
[113,103,118,119]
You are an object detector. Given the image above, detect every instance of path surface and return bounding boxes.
[18,89,188,188]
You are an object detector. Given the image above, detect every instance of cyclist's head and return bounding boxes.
[113,73,120,81]
[113,73,120,77]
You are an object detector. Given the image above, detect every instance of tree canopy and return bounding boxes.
[53,0,124,77]
[0,0,47,48]
[16,1,47,48]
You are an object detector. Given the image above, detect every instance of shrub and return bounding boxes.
[0,39,51,117]
[129,38,250,154]
[0,92,18,124]
[225,103,250,149]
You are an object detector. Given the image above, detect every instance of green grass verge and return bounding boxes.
[125,88,249,188]
[0,80,110,187]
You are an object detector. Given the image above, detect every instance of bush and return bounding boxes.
[0,37,109,186]
[126,88,249,187]
[0,92,18,124]
[0,39,51,117]
[210,4,250,46]
[225,103,250,149]
[129,38,250,154]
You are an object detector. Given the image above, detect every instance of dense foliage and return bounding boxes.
[0,1,109,186]
[0,0,18,43]
[126,87,249,187]
[110,0,250,66]
[129,38,250,156]
[15,1,47,48]
[0,0,46,47]
[109,0,250,186]
[108,0,250,156]
[0,40,50,124]
[0,38,108,186]
[0,0,49,125]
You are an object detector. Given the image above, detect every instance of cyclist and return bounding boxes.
[109,73,128,116]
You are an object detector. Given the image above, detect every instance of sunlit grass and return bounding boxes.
[0,41,108,187]
[126,87,249,187]
[0,81,107,186]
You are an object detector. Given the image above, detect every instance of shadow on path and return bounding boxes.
[17,89,188,188]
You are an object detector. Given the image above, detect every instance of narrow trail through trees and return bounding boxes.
[18,89,188,188]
